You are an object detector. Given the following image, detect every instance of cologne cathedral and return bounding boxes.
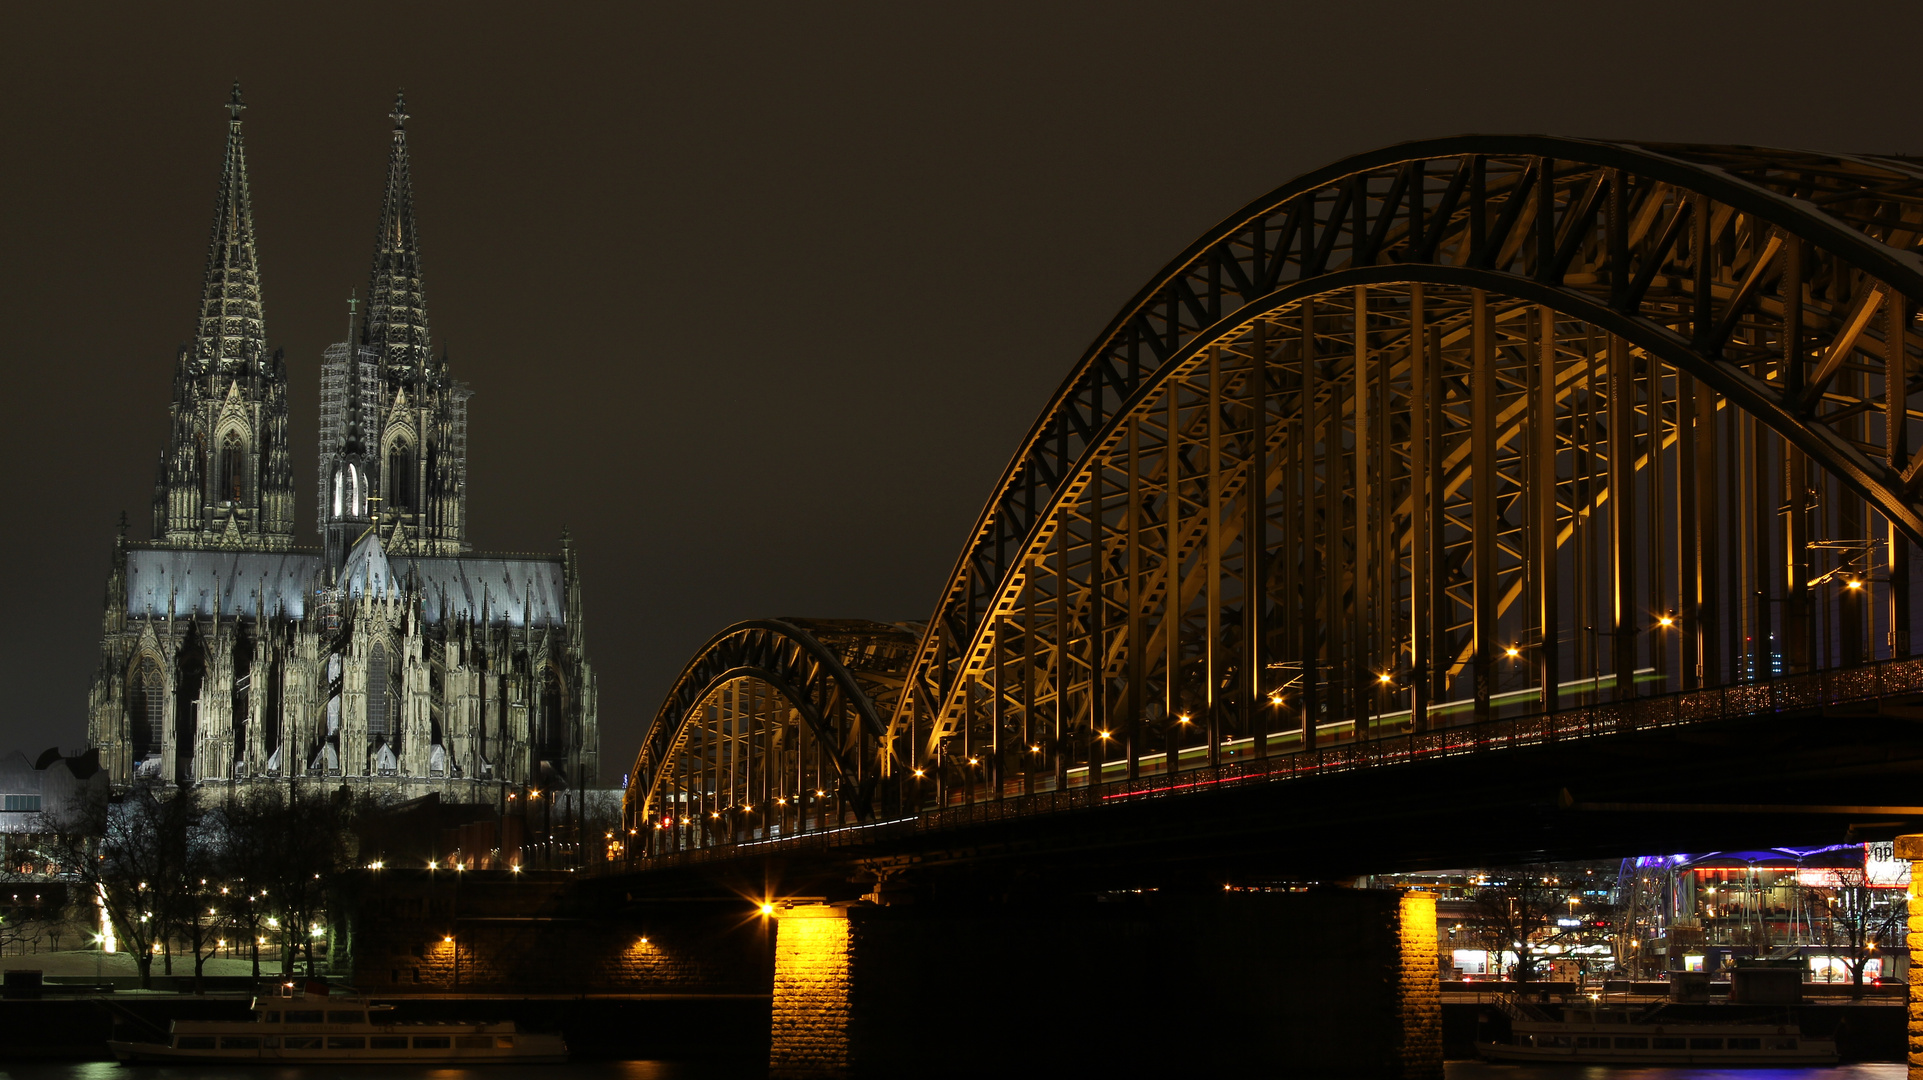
[85,86,598,801]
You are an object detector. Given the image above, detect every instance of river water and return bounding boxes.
[0,1063,1904,1080]
[1446,1065,1902,1080]
[0,1065,751,1080]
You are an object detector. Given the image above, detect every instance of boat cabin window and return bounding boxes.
[174,1036,216,1049]
[1613,1037,1648,1049]
[371,1036,410,1049]
[329,1037,366,1049]
[221,1036,261,1049]
[1728,1038,1761,1050]
[328,1011,365,1024]
[262,1011,280,1022]
[287,1010,323,1024]
[283,1036,322,1050]
[1769,1038,1798,1050]
[413,1036,451,1049]
[1689,1038,1722,1050]
[1576,1037,1608,1049]
[495,1036,515,1049]
[1653,1037,1686,1049]
[457,1036,492,1049]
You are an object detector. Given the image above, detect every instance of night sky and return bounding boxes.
[6,2,1921,780]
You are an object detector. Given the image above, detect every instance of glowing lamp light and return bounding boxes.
[1268,693,1284,706]
[1657,615,1674,627]
[427,861,437,870]
[759,904,775,916]
[1847,579,1864,590]
[443,935,453,944]
[1030,744,1040,753]
[1504,646,1521,659]
[1378,673,1393,684]
[967,757,979,766]
[815,790,825,797]
[912,770,924,778]
[510,865,522,874]
[1098,730,1112,740]
[1177,714,1192,724]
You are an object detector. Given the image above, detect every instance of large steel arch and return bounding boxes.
[890,135,1923,796]
[621,618,917,851]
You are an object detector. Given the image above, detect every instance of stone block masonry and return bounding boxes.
[342,870,768,995]
[769,905,852,1079]
[1896,834,1923,1079]
[1397,891,1443,1080]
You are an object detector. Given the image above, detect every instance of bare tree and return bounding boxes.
[1465,866,1571,984]
[1808,879,1906,997]
[43,784,201,988]
[0,875,67,956]
[221,785,361,978]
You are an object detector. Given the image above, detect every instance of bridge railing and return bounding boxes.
[610,654,1923,872]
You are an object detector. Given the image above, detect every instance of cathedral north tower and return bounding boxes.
[152,83,297,551]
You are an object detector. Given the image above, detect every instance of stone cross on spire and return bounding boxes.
[389,90,408,130]
[227,80,246,122]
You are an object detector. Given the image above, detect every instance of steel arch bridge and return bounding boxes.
[623,135,1923,859]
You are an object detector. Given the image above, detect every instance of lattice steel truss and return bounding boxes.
[625,136,1923,851]
[625,619,916,852]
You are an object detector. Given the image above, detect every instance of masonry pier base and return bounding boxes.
[768,888,1441,1080]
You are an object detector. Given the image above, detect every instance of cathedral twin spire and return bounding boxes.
[194,81,266,372]
[365,92,435,383]
[157,84,455,556]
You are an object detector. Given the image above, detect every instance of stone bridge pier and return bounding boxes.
[1895,836,1923,1079]
[767,887,1442,1080]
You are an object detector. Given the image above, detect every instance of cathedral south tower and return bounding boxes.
[319,93,470,570]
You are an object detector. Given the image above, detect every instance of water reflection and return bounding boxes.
[0,1062,761,1080]
[1445,1063,1904,1080]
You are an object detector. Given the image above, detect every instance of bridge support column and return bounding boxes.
[767,888,1441,1079]
[769,904,853,1079]
[1898,835,1923,1079]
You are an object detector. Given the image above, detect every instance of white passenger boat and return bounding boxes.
[1476,999,1836,1065]
[107,983,567,1065]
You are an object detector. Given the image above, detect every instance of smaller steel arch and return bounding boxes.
[623,618,917,832]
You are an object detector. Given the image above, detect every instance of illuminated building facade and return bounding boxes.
[85,86,598,801]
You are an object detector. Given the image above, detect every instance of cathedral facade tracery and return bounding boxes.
[86,86,597,802]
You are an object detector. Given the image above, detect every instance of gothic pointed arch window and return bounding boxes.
[539,666,565,766]
[367,643,391,741]
[130,657,164,759]
[387,439,414,510]
[218,430,245,504]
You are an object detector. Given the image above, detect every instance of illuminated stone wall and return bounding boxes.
[769,906,852,1079]
[341,871,767,995]
[1898,835,1923,1079]
[1397,891,1443,1079]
